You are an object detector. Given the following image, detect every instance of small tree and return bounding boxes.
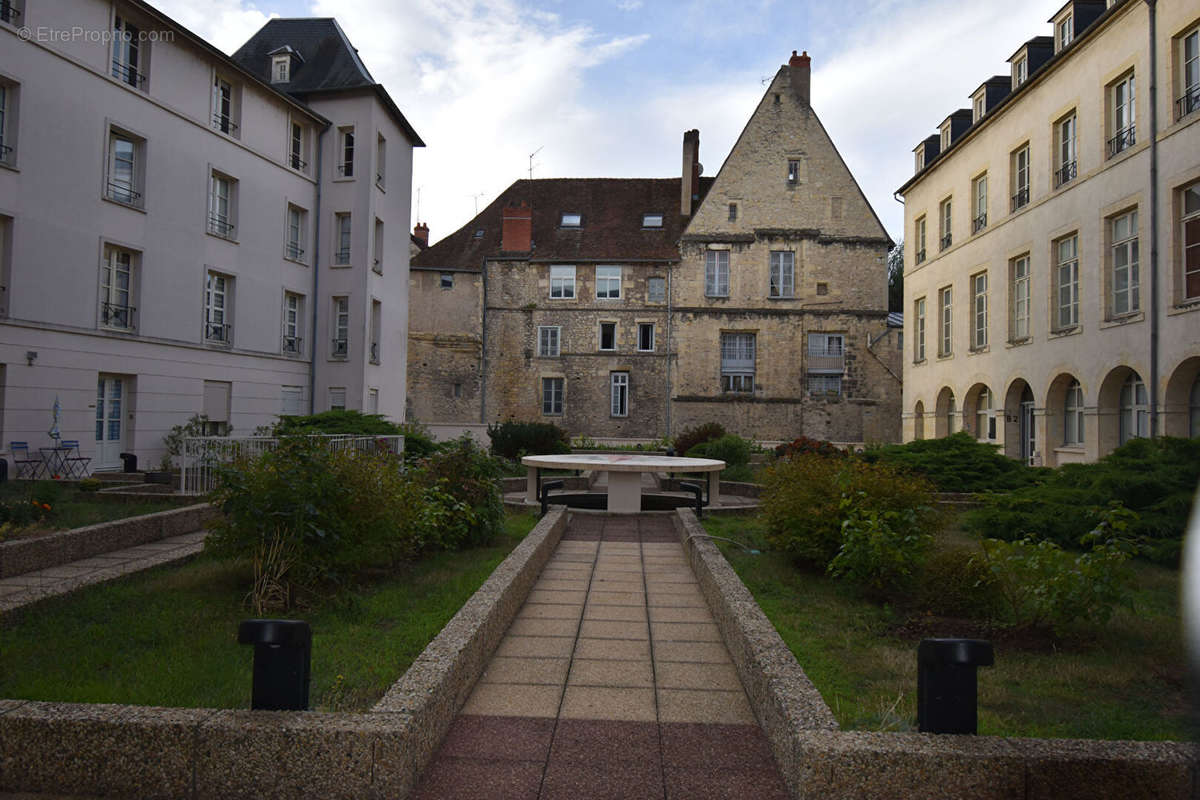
[887,240,904,313]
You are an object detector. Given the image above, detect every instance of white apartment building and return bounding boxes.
[0,1,422,471]
[898,0,1200,465]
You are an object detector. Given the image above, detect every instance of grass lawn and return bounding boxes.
[0,482,180,540]
[0,511,540,711]
[702,514,1193,741]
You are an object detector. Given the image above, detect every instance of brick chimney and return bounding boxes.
[680,129,700,217]
[789,50,811,106]
[501,202,532,252]
[413,222,429,248]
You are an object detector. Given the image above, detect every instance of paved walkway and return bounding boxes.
[413,514,790,800]
[0,531,207,614]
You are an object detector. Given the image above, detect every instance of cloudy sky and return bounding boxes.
[157,0,1067,247]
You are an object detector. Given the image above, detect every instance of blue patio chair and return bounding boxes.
[9,442,42,479]
[59,440,91,478]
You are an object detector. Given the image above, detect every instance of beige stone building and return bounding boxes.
[410,52,900,443]
[898,0,1200,464]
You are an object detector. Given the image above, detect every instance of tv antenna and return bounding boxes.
[468,192,485,216]
[528,145,544,180]
[415,186,422,221]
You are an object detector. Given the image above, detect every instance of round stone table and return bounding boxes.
[521,453,726,513]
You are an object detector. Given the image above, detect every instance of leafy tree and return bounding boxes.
[887,240,904,313]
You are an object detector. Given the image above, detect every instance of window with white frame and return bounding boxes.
[0,82,14,166]
[376,133,386,187]
[271,55,289,83]
[112,15,147,88]
[289,121,306,171]
[720,332,755,393]
[208,172,236,239]
[1011,143,1030,211]
[367,388,379,413]
[373,218,384,273]
[610,372,629,417]
[211,76,238,135]
[1064,379,1084,445]
[975,387,996,441]
[807,332,844,396]
[1108,72,1136,158]
[550,265,576,299]
[914,297,926,361]
[1110,209,1139,316]
[637,322,654,352]
[808,374,842,395]
[599,321,616,351]
[0,0,22,25]
[648,277,666,303]
[938,286,952,356]
[1014,55,1028,87]
[971,174,987,233]
[100,244,136,330]
[538,326,561,357]
[1057,14,1073,51]
[204,271,232,344]
[338,126,354,177]
[596,266,621,299]
[915,216,927,264]
[331,296,349,357]
[1054,112,1077,188]
[370,300,381,364]
[706,250,729,297]
[281,386,304,415]
[285,204,305,261]
[334,213,351,265]
[1010,254,1031,341]
[946,392,959,434]
[939,197,952,250]
[282,291,303,355]
[915,147,925,172]
[1183,181,1200,301]
[973,93,985,123]
[328,387,346,411]
[787,159,801,184]
[1055,234,1080,329]
[106,128,143,207]
[769,251,794,298]
[971,272,988,350]
[1119,372,1149,444]
[1176,26,1199,121]
[543,377,564,415]
[940,125,951,151]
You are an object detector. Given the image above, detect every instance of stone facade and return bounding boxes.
[406,268,483,423]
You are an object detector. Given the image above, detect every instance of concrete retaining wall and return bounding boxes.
[671,508,1200,799]
[0,507,568,799]
[0,504,217,579]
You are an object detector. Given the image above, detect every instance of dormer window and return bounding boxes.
[1014,56,1028,87]
[642,213,663,228]
[940,126,951,150]
[561,213,581,228]
[1057,15,1073,51]
[915,147,925,172]
[272,55,290,83]
[973,93,985,123]
[473,228,485,239]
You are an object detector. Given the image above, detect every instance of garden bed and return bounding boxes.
[0,482,182,542]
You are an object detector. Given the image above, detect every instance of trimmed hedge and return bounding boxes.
[863,432,1045,493]
[487,420,570,460]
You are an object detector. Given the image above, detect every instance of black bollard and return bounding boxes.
[237,619,312,710]
[917,638,994,734]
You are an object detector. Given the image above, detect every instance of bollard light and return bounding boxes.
[237,619,312,711]
[917,638,993,734]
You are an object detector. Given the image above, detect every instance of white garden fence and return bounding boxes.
[179,434,405,496]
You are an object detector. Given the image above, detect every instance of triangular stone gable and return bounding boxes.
[684,65,889,243]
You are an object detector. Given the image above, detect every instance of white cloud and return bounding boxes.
[617,0,644,10]
[151,0,276,54]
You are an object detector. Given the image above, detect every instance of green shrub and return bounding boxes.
[273,409,401,437]
[863,432,1044,493]
[415,436,504,549]
[761,454,941,569]
[77,478,103,493]
[913,545,1004,619]
[162,414,219,470]
[673,423,725,458]
[486,420,570,460]
[688,434,752,468]
[31,480,64,507]
[774,436,844,459]
[827,495,932,599]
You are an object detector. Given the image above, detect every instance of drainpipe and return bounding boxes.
[479,256,488,424]
[309,126,326,414]
[1145,0,1160,436]
[665,261,673,439]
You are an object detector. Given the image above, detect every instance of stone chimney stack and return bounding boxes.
[413,222,429,248]
[501,202,532,252]
[680,129,700,217]
[789,50,811,106]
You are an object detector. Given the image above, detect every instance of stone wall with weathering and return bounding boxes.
[406,268,483,424]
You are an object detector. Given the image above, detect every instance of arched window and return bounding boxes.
[1064,380,1084,445]
[1119,372,1148,444]
[1190,374,1200,438]
[975,388,995,441]
[947,393,958,434]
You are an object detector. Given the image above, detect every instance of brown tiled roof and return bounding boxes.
[412,177,714,271]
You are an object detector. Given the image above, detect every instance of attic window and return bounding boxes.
[642,213,663,228]
[561,213,582,228]
[787,160,800,184]
[473,229,485,239]
[272,55,290,83]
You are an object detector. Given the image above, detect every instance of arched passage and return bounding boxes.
[1098,365,1147,455]
[963,383,995,442]
[1164,357,1200,438]
[1004,378,1036,462]
[934,386,958,437]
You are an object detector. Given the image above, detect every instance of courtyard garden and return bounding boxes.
[0,480,181,542]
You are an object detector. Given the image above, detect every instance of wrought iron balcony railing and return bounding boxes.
[111,60,146,88]
[1011,187,1030,211]
[1106,126,1135,158]
[372,257,382,274]
[285,242,304,261]
[106,181,141,205]
[337,163,353,177]
[208,214,235,238]
[1,1,23,24]
[939,233,952,251]
[100,302,135,330]
[915,248,926,265]
[205,321,232,344]
[972,213,988,234]
[1053,160,1077,189]
[370,342,380,364]
[331,338,348,357]
[375,172,384,186]
[289,153,307,170]
[211,113,239,135]
[282,335,302,355]
[1176,87,1200,121]
[806,346,845,373]
[0,142,12,160]
[334,248,351,265]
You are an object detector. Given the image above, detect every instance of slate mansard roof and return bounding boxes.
[411,177,715,271]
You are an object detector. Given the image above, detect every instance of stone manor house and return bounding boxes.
[0,1,420,470]
[409,52,901,444]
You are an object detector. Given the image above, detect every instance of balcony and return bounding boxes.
[915,248,926,265]
[285,241,304,261]
[1106,126,1135,158]
[100,302,135,330]
[111,60,146,88]
[972,213,987,234]
[806,345,845,373]
[336,163,353,177]
[334,248,351,265]
[1053,160,1077,189]
[0,141,13,162]
[289,154,307,171]
[205,321,232,345]
[1176,86,1200,121]
[331,338,348,358]
[211,113,239,136]
[1011,187,1029,212]
[372,257,382,274]
[939,233,952,251]
[208,214,235,239]
[282,335,302,355]
[106,181,141,206]
[1,1,22,24]
[369,342,380,364]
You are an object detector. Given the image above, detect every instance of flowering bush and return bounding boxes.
[774,436,844,459]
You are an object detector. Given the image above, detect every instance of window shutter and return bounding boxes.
[202,380,231,422]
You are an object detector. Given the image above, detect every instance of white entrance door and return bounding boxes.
[95,376,125,469]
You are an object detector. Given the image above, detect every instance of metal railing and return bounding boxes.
[1011,187,1029,211]
[334,247,351,264]
[1,1,22,23]
[111,60,146,87]
[807,346,845,373]
[337,163,353,177]
[370,342,380,363]
[1053,160,1077,189]
[331,337,348,357]
[205,321,232,344]
[289,153,307,170]
[212,113,239,135]
[285,241,304,260]
[101,302,135,329]
[106,181,141,205]
[0,142,13,160]
[1176,87,1200,121]
[208,214,235,238]
[939,233,952,251]
[282,335,302,355]
[180,433,405,496]
[1106,126,1135,158]
[972,213,987,234]
[915,248,926,265]
[372,257,382,273]
[375,172,384,186]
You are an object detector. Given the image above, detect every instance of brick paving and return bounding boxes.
[0,531,207,614]
[413,514,790,800]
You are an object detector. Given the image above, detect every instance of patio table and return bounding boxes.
[38,446,74,480]
[521,453,725,513]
